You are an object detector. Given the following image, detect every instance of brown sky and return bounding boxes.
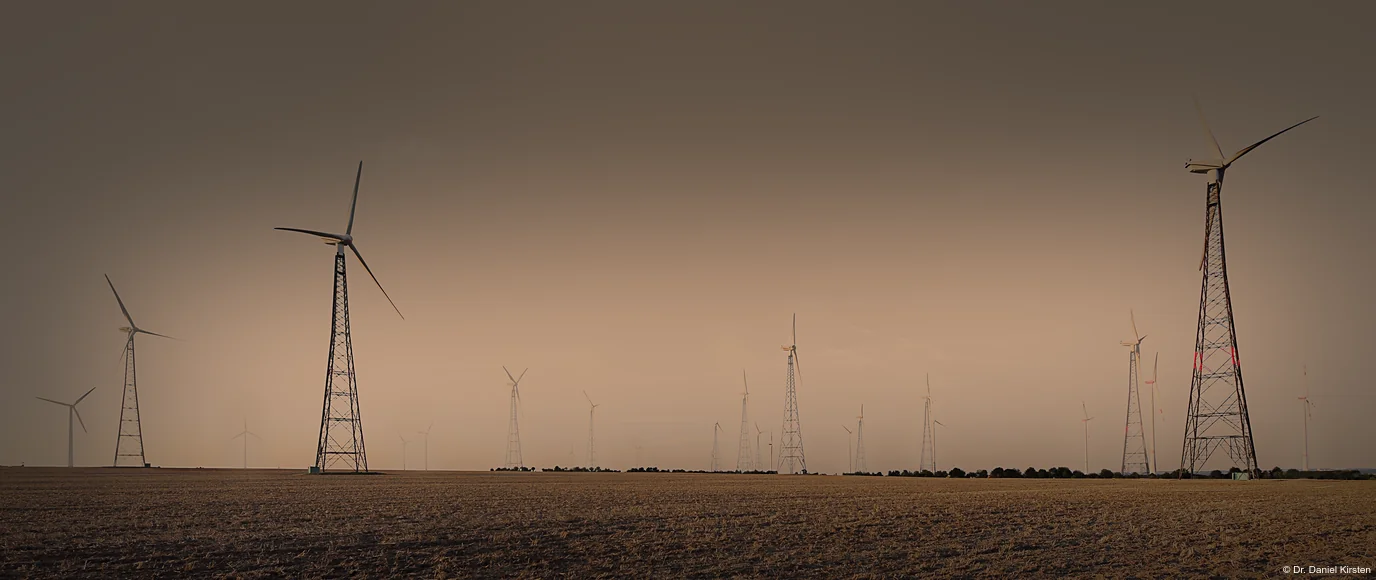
[2,1,1373,473]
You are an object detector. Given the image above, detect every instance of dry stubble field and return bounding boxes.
[1,468,1373,578]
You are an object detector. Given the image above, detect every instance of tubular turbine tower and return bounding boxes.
[1120,311,1151,475]
[736,370,753,472]
[778,314,807,474]
[919,374,935,473]
[1180,104,1317,478]
[276,161,404,473]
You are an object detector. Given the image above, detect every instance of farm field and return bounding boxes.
[1,468,1373,578]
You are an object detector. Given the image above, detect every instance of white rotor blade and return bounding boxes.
[35,396,67,407]
[73,407,87,433]
[348,244,404,319]
[104,274,135,327]
[1130,309,1139,341]
[346,161,363,236]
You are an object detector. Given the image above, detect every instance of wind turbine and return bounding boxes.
[584,390,598,469]
[398,433,410,471]
[754,422,764,471]
[919,373,935,473]
[841,425,853,473]
[106,275,175,468]
[36,387,96,467]
[778,313,808,474]
[769,431,774,472]
[1143,352,1162,475]
[1081,402,1094,474]
[230,418,261,469]
[503,366,528,469]
[933,419,946,472]
[711,422,723,472]
[1121,310,1150,475]
[276,161,403,473]
[855,405,867,474]
[417,422,433,471]
[1181,103,1317,478]
[1299,364,1315,471]
[736,370,753,472]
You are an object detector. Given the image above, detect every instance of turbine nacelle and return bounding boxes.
[1185,159,1226,174]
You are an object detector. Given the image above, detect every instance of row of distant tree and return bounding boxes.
[491,465,1372,479]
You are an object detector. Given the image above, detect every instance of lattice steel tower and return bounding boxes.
[105,275,174,467]
[778,314,807,474]
[1120,312,1150,475]
[277,161,404,473]
[503,367,528,469]
[736,370,753,472]
[1179,107,1317,478]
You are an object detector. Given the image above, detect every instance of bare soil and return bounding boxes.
[1,468,1372,578]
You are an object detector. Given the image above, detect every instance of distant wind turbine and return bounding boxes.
[855,405,867,473]
[36,387,96,467]
[417,422,433,471]
[504,366,528,469]
[1299,365,1316,471]
[711,422,723,472]
[754,423,764,471]
[584,390,599,469]
[933,419,946,472]
[398,434,410,471]
[1143,352,1161,474]
[230,418,262,469]
[841,424,853,473]
[1081,402,1094,474]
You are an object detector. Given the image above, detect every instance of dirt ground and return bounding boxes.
[1,468,1372,578]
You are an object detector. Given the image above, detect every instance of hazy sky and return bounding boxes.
[2,2,1373,474]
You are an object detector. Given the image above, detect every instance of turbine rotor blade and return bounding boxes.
[36,397,67,407]
[1228,116,1319,166]
[347,161,363,236]
[1193,96,1225,160]
[136,329,179,341]
[74,386,97,405]
[516,368,528,385]
[73,407,87,432]
[1130,309,1139,341]
[349,244,404,319]
[503,366,516,384]
[274,227,347,242]
[104,275,135,327]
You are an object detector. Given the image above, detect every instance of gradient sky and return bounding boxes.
[2,2,1373,473]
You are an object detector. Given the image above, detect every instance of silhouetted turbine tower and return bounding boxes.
[105,275,175,468]
[855,405,867,473]
[230,418,261,469]
[919,374,935,473]
[1180,104,1317,478]
[503,366,528,469]
[398,433,410,471]
[276,161,403,474]
[736,370,753,472]
[36,387,96,468]
[584,390,598,469]
[1120,311,1150,475]
[778,314,807,474]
